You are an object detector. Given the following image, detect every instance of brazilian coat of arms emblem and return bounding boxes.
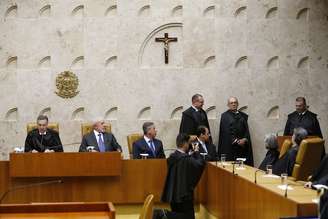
[55,71,79,98]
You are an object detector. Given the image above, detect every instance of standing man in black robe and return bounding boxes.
[218,97,254,166]
[284,97,322,138]
[24,115,63,152]
[179,94,210,136]
[157,133,205,219]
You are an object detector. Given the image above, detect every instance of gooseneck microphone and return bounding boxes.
[284,183,289,198]
[232,162,237,175]
[0,179,63,204]
[254,169,262,184]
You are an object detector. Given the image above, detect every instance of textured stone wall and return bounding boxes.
[0,0,327,165]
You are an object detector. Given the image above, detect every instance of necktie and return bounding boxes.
[201,142,208,153]
[149,140,156,157]
[98,133,105,152]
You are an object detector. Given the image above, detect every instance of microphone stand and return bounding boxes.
[254,169,262,184]
[0,179,63,204]
[284,183,289,198]
[232,162,237,175]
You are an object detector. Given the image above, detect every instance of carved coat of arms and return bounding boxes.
[55,71,79,98]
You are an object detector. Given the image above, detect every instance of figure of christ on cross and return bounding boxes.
[155,33,178,64]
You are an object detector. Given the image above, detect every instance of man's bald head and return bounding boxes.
[93,120,106,133]
[227,97,239,111]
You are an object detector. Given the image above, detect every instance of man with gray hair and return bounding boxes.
[218,97,254,166]
[273,127,308,176]
[132,122,165,159]
[79,120,122,152]
[25,115,63,152]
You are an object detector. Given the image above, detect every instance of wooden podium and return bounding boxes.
[0,202,115,219]
[9,152,122,177]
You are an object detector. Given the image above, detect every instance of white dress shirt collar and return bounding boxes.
[177,148,186,154]
[94,130,101,136]
[144,135,153,143]
[299,110,307,116]
[197,137,208,153]
[191,105,199,112]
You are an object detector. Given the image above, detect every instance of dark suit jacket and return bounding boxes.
[197,140,217,161]
[132,137,165,159]
[179,107,210,135]
[79,131,122,152]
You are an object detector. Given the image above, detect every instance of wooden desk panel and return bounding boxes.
[9,152,122,177]
[0,158,318,218]
[200,162,317,219]
[1,159,166,204]
[0,202,115,219]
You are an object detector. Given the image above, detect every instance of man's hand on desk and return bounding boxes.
[44,149,55,153]
[31,149,38,153]
[304,181,312,189]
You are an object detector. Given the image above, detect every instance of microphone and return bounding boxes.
[40,134,44,149]
[46,145,64,151]
[284,183,289,198]
[254,169,262,184]
[232,162,238,176]
[0,179,63,204]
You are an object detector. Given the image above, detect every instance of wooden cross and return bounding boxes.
[155,33,178,64]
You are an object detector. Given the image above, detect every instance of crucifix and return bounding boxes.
[155,33,178,64]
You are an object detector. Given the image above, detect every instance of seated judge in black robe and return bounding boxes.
[273,127,308,176]
[24,115,63,152]
[320,190,328,218]
[160,133,205,219]
[179,94,210,136]
[79,121,122,152]
[311,155,328,183]
[284,97,322,138]
[132,122,165,159]
[218,97,254,166]
[194,125,217,161]
[259,133,279,171]
[304,155,328,189]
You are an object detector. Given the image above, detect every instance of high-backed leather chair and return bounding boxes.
[279,139,293,159]
[139,194,154,219]
[81,123,111,137]
[291,138,325,181]
[127,133,143,158]
[27,123,59,133]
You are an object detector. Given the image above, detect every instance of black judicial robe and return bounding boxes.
[284,110,322,138]
[24,129,63,152]
[320,190,328,218]
[258,149,279,171]
[161,150,205,204]
[179,107,210,136]
[273,146,298,176]
[311,155,328,185]
[218,110,254,166]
